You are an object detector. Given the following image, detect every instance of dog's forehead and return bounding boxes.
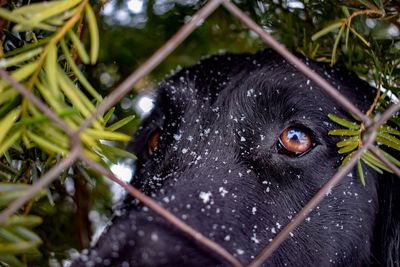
[155,50,373,130]
[161,63,332,119]
[225,65,334,110]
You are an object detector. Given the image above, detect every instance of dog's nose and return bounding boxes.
[70,208,221,267]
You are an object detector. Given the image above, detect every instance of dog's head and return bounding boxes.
[72,50,400,267]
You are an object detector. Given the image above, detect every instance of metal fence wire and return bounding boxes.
[1,0,400,267]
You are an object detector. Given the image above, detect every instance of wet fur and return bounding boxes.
[71,50,400,267]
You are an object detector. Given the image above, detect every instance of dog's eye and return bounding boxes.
[278,127,312,156]
[148,130,160,155]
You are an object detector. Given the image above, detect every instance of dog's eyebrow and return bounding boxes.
[226,74,332,122]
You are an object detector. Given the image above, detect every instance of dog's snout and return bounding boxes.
[72,209,221,267]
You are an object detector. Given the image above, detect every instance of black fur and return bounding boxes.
[71,50,400,267]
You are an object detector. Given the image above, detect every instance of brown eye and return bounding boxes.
[148,131,160,155]
[279,127,312,155]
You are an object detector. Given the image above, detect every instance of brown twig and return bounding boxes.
[343,9,385,27]
[366,86,381,117]
[359,81,381,148]
[73,165,92,249]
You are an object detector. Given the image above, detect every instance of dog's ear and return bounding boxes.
[373,168,400,267]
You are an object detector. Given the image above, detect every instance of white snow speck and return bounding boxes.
[251,233,260,244]
[252,207,257,215]
[325,189,332,196]
[236,249,245,255]
[247,88,255,97]
[219,187,228,197]
[199,191,212,204]
[173,134,182,141]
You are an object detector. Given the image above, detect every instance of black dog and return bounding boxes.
[72,50,400,267]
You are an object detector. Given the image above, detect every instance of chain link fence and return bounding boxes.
[0,0,399,266]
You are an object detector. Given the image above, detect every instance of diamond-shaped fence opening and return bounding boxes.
[0,1,399,267]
